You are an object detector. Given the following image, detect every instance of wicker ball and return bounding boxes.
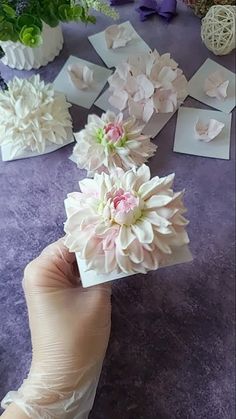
[201,5,236,55]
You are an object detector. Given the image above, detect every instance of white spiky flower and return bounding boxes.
[0,75,72,158]
[72,111,157,176]
[64,164,190,275]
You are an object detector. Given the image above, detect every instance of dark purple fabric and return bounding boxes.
[0,3,235,418]
[136,0,177,22]
[110,0,134,6]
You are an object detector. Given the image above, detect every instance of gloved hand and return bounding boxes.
[1,239,111,419]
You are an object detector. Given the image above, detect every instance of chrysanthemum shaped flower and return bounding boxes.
[71,111,157,176]
[64,165,189,275]
[108,49,188,122]
[0,75,72,158]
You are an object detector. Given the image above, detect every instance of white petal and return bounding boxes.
[104,250,117,273]
[123,170,137,191]
[145,194,174,209]
[136,164,151,184]
[143,211,170,227]
[109,90,128,111]
[138,173,175,199]
[126,239,144,263]
[142,249,159,270]
[79,178,98,194]
[117,225,135,250]
[116,248,133,273]
[131,219,154,244]
[153,234,172,254]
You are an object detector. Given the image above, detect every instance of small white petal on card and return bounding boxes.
[53,55,112,109]
[188,58,235,113]
[105,24,135,49]
[68,64,94,90]
[89,21,150,68]
[174,107,232,160]
[194,118,225,142]
[204,70,229,101]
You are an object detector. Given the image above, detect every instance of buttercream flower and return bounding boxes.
[68,64,94,90]
[108,49,188,122]
[105,24,134,49]
[71,111,157,176]
[0,75,72,159]
[204,70,229,101]
[64,165,189,275]
[194,118,225,142]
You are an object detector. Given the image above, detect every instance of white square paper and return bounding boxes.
[142,111,177,138]
[77,246,193,287]
[94,88,117,112]
[173,107,232,160]
[1,128,74,161]
[188,59,235,114]
[95,89,186,138]
[88,21,150,68]
[53,56,112,109]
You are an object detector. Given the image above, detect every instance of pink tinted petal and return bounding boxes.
[143,99,154,122]
[126,239,144,263]
[117,225,135,250]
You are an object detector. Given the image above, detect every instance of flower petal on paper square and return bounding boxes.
[105,24,134,49]
[68,64,93,90]
[109,90,129,110]
[194,118,225,142]
[136,75,155,99]
[143,99,154,122]
[208,119,225,140]
[204,70,229,101]
[128,99,145,120]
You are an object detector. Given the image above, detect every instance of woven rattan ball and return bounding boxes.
[201,5,236,55]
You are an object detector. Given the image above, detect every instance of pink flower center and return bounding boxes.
[104,122,124,143]
[112,189,138,213]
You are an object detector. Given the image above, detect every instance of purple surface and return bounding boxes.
[0,3,235,418]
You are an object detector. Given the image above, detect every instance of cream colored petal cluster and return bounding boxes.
[0,75,72,158]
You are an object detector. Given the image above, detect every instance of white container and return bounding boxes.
[0,24,63,70]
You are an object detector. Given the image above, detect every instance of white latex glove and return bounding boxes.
[1,239,111,419]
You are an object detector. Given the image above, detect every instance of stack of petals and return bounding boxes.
[108,49,188,122]
[72,111,157,176]
[64,165,189,274]
[0,75,72,159]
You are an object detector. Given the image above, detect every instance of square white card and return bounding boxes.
[173,107,232,160]
[188,58,235,114]
[88,21,150,68]
[53,55,112,109]
[95,89,185,138]
[77,246,193,288]
[1,128,74,161]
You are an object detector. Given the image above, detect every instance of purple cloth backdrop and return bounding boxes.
[0,2,235,418]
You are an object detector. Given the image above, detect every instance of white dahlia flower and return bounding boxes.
[72,111,157,176]
[0,75,72,159]
[108,49,188,122]
[64,164,189,275]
